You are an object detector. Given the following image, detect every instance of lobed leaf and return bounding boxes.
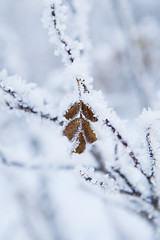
[74,132,86,154]
[82,102,98,122]
[64,102,80,120]
[82,118,97,143]
[63,118,80,141]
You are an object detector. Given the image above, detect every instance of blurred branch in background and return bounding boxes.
[111,0,151,107]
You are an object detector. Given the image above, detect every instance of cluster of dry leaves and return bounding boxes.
[63,100,98,153]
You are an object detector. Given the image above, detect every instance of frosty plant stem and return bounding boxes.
[146,128,157,179]
[0,77,61,125]
[51,3,74,63]
[104,118,154,186]
[145,128,159,209]
[105,118,139,167]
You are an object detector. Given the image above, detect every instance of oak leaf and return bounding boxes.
[63,118,80,141]
[82,118,97,143]
[82,102,98,122]
[74,132,86,154]
[64,102,80,120]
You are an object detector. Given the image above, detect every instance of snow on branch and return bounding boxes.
[0,70,62,125]
[146,128,157,180]
[50,3,74,63]
[78,165,157,225]
[90,147,142,197]
[137,109,160,210]
[42,0,82,64]
[104,117,154,188]
[105,118,139,166]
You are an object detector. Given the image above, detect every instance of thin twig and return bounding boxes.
[90,146,141,197]
[105,119,139,166]
[104,118,152,187]
[146,128,157,179]
[113,168,141,197]
[90,147,116,180]
[0,84,63,125]
[145,128,160,210]
[51,4,74,63]
[80,168,141,198]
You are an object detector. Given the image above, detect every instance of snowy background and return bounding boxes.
[0,0,160,239]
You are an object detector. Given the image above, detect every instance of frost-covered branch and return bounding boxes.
[104,117,153,187]
[0,70,62,125]
[91,146,141,197]
[43,0,82,64]
[145,128,160,211]
[79,164,160,227]
[146,128,157,179]
[105,118,139,166]
[51,3,74,63]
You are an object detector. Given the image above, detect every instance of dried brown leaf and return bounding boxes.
[82,119,97,143]
[82,102,98,122]
[74,132,86,154]
[64,102,80,120]
[63,118,80,141]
